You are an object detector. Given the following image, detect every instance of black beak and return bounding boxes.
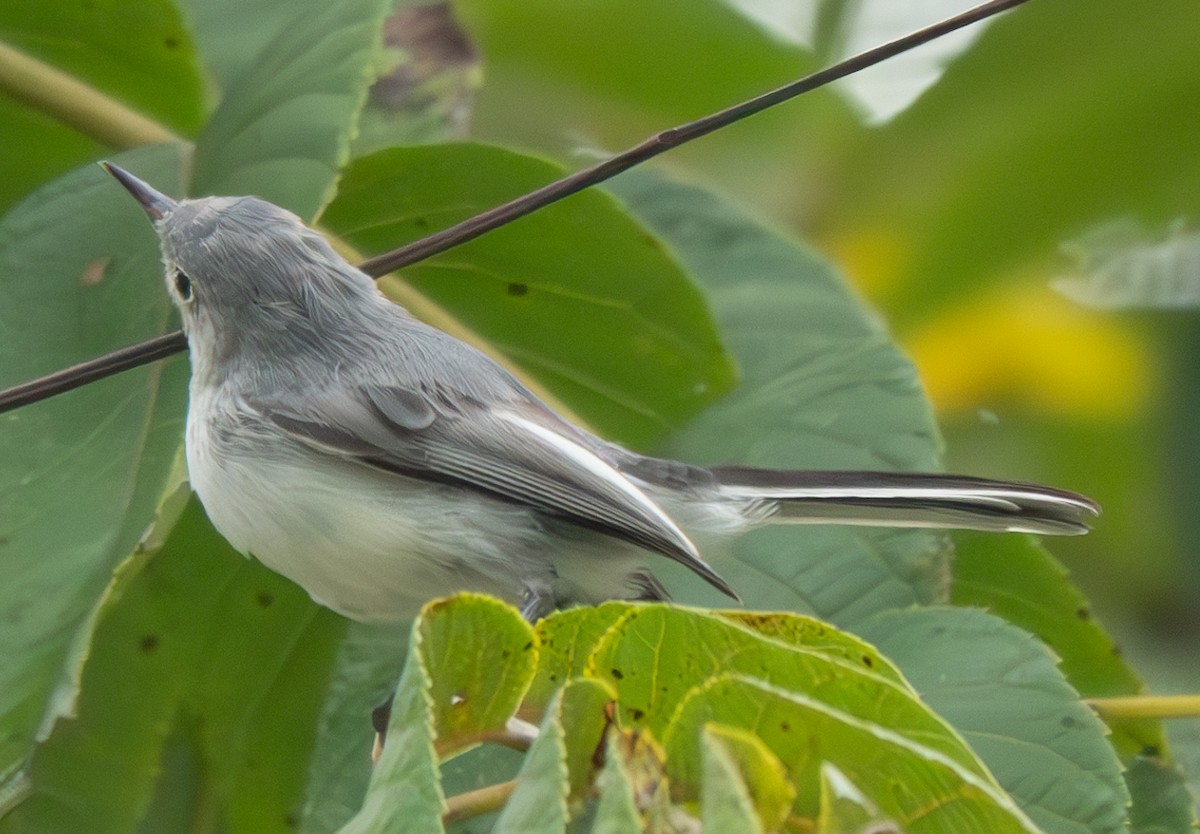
[101,162,178,221]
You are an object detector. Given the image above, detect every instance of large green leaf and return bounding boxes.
[859,607,1129,834]
[0,145,190,807]
[337,614,445,834]
[0,0,204,211]
[1125,755,1197,834]
[1,498,344,834]
[613,172,950,622]
[190,0,393,219]
[816,762,899,834]
[951,534,1196,833]
[699,726,764,834]
[702,724,794,833]
[296,621,408,834]
[419,594,537,753]
[490,690,568,834]
[524,602,906,713]
[589,735,642,834]
[178,0,338,91]
[663,674,1041,833]
[319,144,737,445]
[952,533,1158,756]
[586,606,985,776]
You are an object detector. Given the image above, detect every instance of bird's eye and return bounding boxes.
[174,270,193,302]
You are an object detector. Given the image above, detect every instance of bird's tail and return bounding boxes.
[709,467,1099,536]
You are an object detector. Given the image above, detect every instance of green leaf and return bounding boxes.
[587,606,984,776]
[525,602,636,711]
[590,734,643,834]
[526,603,909,728]
[559,678,617,800]
[3,498,344,834]
[349,6,482,154]
[190,0,393,219]
[717,610,907,687]
[178,0,334,91]
[330,596,540,832]
[296,621,408,834]
[180,1,478,153]
[858,607,1128,834]
[338,615,445,834]
[951,533,1158,757]
[950,534,1196,832]
[319,144,737,445]
[612,171,949,622]
[816,762,900,834]
[419,593,537,753]
[663,674,1041,833]
[491,689,568,834]
[0,0,204,211]
[1125,755,1197,834]
[700,726,763,834]
[0,146,190,805]
[703,724,794,834]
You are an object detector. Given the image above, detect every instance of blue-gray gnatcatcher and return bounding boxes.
[104,162,1098,623]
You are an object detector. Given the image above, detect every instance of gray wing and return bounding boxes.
[246,382,735,599]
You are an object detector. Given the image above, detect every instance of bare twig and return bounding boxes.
[442,779,518,824]
[1087,695,1200,720]
[0,332,187,411]
[0,0,1030,414]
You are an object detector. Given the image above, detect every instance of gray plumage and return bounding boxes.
[104,163,1099,623]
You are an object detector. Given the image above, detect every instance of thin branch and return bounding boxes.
[0,0,1031,414]
[443,779,518,824]
[1088,695,1200,720]
[0,332,187,411]
[0,42,179,148]
[433,724,537,759]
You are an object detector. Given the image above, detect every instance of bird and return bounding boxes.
[102,162,1099,624]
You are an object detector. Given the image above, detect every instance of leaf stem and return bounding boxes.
[1088,695,1200,720]
[0,41,179,148]
[443,779,517,824]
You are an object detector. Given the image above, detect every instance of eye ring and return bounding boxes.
[174,270,193,302]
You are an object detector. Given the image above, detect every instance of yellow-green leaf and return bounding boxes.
[663,675,1041,833]
[419,593,538,754]
[704,724,795,834]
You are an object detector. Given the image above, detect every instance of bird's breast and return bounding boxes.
[181,390,561,621]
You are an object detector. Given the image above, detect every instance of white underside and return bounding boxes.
[185,403,659,621]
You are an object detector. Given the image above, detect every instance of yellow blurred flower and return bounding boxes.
[904,285,1153,420]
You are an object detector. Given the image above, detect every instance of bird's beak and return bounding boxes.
[101,162,178,221]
